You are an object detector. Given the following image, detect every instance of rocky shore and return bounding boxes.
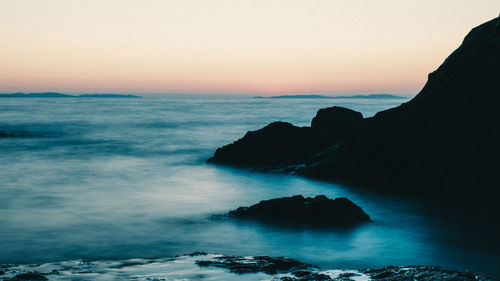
[1,253,493,281]
[196,254,494,281]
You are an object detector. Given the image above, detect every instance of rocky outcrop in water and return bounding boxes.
[207,121,338,167]
[228,195,370,227]
[311,106,363,132]
[196,255,313,275]
[208,17,500,203]
[207,107,363,168]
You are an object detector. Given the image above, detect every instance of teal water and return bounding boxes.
[0,96,498,277]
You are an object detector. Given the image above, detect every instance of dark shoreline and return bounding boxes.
[0,253,494,281]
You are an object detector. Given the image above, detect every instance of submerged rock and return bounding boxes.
[0,131,32,138]
[8,271,48,281]
[228,195,370,227]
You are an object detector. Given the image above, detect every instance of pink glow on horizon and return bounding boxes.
[1,1,499,95]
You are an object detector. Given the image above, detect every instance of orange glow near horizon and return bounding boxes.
[1,0,499,96]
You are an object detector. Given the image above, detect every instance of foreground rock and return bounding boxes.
[228,195,370,227]
[208,16,500,205]
[195,254,493,281]
[363,265,493,281]
[196,255,313,275]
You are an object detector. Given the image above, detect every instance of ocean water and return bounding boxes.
[0,96,499,278]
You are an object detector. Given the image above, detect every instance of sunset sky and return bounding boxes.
[1,0,498,96]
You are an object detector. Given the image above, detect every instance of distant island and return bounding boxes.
[253,94,407,99]
[0,92,142,98]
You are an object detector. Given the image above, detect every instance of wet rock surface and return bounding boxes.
[196,255,313,275]
[363,265,493,281]
[194,254,494,281]
[4,271,48,281]
[228,195,371,227]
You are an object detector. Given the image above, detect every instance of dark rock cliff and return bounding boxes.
[299,17,500,199]
[209,17,500,202]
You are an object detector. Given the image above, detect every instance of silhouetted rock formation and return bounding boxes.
[207,121,335,167]
[311,106,363,132]
[207,108,363,168]
[299,16,500,199]
[209,17,500,202]
[228,195,370,227]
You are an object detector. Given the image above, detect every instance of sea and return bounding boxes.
[0,96,499,279]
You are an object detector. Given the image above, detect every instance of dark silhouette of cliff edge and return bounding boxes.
[209,17,500,204]
[300,17,500,198]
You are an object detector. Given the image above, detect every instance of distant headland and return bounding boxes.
[0,92,142,98]
[253,94,407,99]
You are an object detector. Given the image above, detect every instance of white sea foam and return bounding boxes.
[0,254,371,281]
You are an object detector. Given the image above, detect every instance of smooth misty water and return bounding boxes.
[0,96,499,278]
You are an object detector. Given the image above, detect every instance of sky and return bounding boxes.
[0,0,498,96]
